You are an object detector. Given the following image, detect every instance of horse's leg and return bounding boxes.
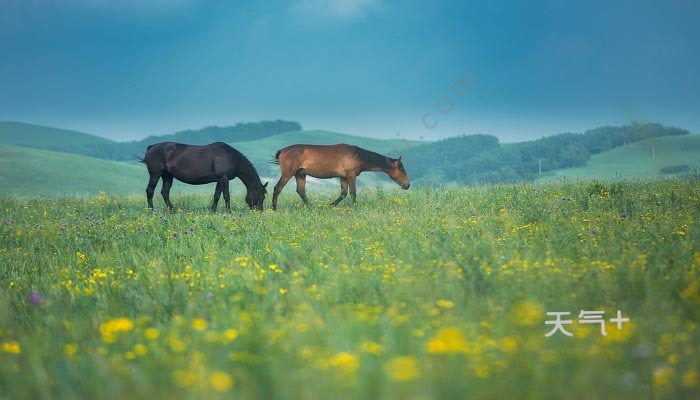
[272,174,292,211]
[330,178,349,206]
[146,173,160,209]
[348,175,358,204]
[221,178,231,213]
[295,171,311,206]
[161,173,174,211]
[211,181,222,212]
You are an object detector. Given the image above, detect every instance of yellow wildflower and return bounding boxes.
[653,365,674,395]
[224,329,239,342]
[210,371,234,392]
[144,328,160,340]
[386,356,421,382]
[2,341,20,354]
[436,299,455,309]
[192,318,208,332]
[64,343,78,356]
[682,369,698,388]
[99,318,134,343]
[510,301,543,327]
[134,344,148,356]
[328,352,360,375]
[359,341,384,356]
[425,327,467,354]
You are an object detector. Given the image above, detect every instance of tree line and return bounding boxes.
[403,123,689,184]
[53,120,303,161]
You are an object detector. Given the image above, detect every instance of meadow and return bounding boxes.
[1,179,698,399]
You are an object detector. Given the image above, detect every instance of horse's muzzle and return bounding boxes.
[401,183,410,190]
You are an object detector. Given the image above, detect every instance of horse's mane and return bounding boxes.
[228,146,264,189]
[353,146,392,169]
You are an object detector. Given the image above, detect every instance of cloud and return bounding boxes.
[289,0,383,20]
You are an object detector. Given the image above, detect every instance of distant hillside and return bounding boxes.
[0,145,142,196]
[0,121,115,150]
[0,120,302,161]
[404,122,690,184]
[539,134,700,181]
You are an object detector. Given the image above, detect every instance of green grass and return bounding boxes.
[540,134,700,181]
[0,121,113,147]
[1,179,698,399]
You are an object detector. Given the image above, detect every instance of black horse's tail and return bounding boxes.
[268,150,281,165]
[135,144,155,163]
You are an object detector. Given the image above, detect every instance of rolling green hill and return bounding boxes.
[538,134,700,181]
[0,145,144,196]
[0,121,114,147]
[0,145,225,198]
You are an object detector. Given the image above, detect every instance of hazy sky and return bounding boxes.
[1,0,698,142]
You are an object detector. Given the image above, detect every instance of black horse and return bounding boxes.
[139,142,268,211]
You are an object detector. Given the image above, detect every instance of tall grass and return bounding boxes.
[1,179,698,399]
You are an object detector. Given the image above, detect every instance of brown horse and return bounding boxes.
[140,142,268,211]
[271,143,410,210]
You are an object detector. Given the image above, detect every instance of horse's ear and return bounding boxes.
[263,182,269,188]
[398,155,403,162]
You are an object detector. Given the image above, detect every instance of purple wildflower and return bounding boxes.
[189,227,194,232]
[206,293,214,300]
[172,231,178,238]
[590,228,598,235]
[620,212,628,219]
[27,290,43,305]
[76,232,82,237]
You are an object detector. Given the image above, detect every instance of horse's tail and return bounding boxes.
[268,150,281,165]
[136,144,156,163]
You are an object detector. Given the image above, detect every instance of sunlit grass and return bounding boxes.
[1,179,698,399]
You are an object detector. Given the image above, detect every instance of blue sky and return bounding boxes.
[1,0,698,142]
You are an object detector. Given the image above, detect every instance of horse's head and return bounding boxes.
[246,182,269,210]
[388,156,410,190]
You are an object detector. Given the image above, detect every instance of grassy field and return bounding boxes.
[1,179,698,399]
[540,135,700,181]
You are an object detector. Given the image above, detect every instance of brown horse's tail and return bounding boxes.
[268,150,281,165]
